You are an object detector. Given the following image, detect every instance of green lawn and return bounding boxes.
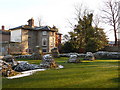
[2,57,120,88]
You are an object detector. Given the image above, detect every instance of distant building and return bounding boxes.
[9,18,62,54]
[0,26,10,55]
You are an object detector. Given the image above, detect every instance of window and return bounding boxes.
[50,37,54,46]
[42,38,47,46]
[42,48,47,52]
[51,32,54,36]
[42,31,47,35]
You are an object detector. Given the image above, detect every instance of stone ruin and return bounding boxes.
[31,46,42,60]
[68,54,81,63]
[84,52,95,61]
[0,55,42,77]
[14,61,42,72]
[0,55,20,77]
[51,47,60,58]
[0,53,61,78]
[2,55,18,67]
[40,54,58,68]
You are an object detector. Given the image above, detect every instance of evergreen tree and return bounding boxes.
[68,13,108,53]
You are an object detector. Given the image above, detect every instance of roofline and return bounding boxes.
[9,25,59,33]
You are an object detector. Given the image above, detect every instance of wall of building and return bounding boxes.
[0,30,10,56]
[28,30,38,53]
[21,30,28,54]
[11,29,22,42]
[37,30,49,52]
[49,31,56,52]
[10,43,22,54]
[41,31,50,53]
[10,29,29,55]
[1,34,10,42]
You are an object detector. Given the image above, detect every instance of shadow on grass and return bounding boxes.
[111,77,120,83]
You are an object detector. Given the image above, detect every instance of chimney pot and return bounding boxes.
[2,25,5,30]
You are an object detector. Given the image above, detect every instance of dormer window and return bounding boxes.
[42,31,47,35]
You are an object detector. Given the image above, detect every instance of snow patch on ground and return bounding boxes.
[6,65,64,79]
[7,69,46,79]
[58,65,64,69]
[17,61,28,63]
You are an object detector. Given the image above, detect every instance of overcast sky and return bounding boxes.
[0,0,117,41]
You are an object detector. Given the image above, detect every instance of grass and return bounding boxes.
[2,57,120,88]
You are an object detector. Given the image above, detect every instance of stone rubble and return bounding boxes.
[84,52,95,61]
[14,62,42,72]
[0,54,63,78]
[0,60,20,77]
[68,54,80,63]
[40,54,58,68]
[51,47,60,58]
[2,55,18,67]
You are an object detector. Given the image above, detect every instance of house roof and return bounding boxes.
[57,32,62,35]
[9,25,58,32]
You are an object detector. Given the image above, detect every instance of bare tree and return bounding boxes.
[38,17,42,26]
[74,4,91,22]
[67,4,92,30]
[36,16,44,27]
[101,0,119,45]
[93,14,101,27]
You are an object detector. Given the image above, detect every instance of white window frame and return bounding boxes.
[42,31,47,35]
[42,38,47,46]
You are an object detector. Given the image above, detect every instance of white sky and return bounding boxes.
[0,0,117,41]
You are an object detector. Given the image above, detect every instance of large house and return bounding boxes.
[9,18,62,54]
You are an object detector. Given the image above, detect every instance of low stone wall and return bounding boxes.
[14,51,120,60]
[14,55,33,59]
[59,53,86,58]
[60,52,120,59]
[94,51,120,59]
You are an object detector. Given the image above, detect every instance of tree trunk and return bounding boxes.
[113,25,117,46]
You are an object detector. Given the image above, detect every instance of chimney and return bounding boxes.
[2,25,5,30]
[27,18,34,27]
